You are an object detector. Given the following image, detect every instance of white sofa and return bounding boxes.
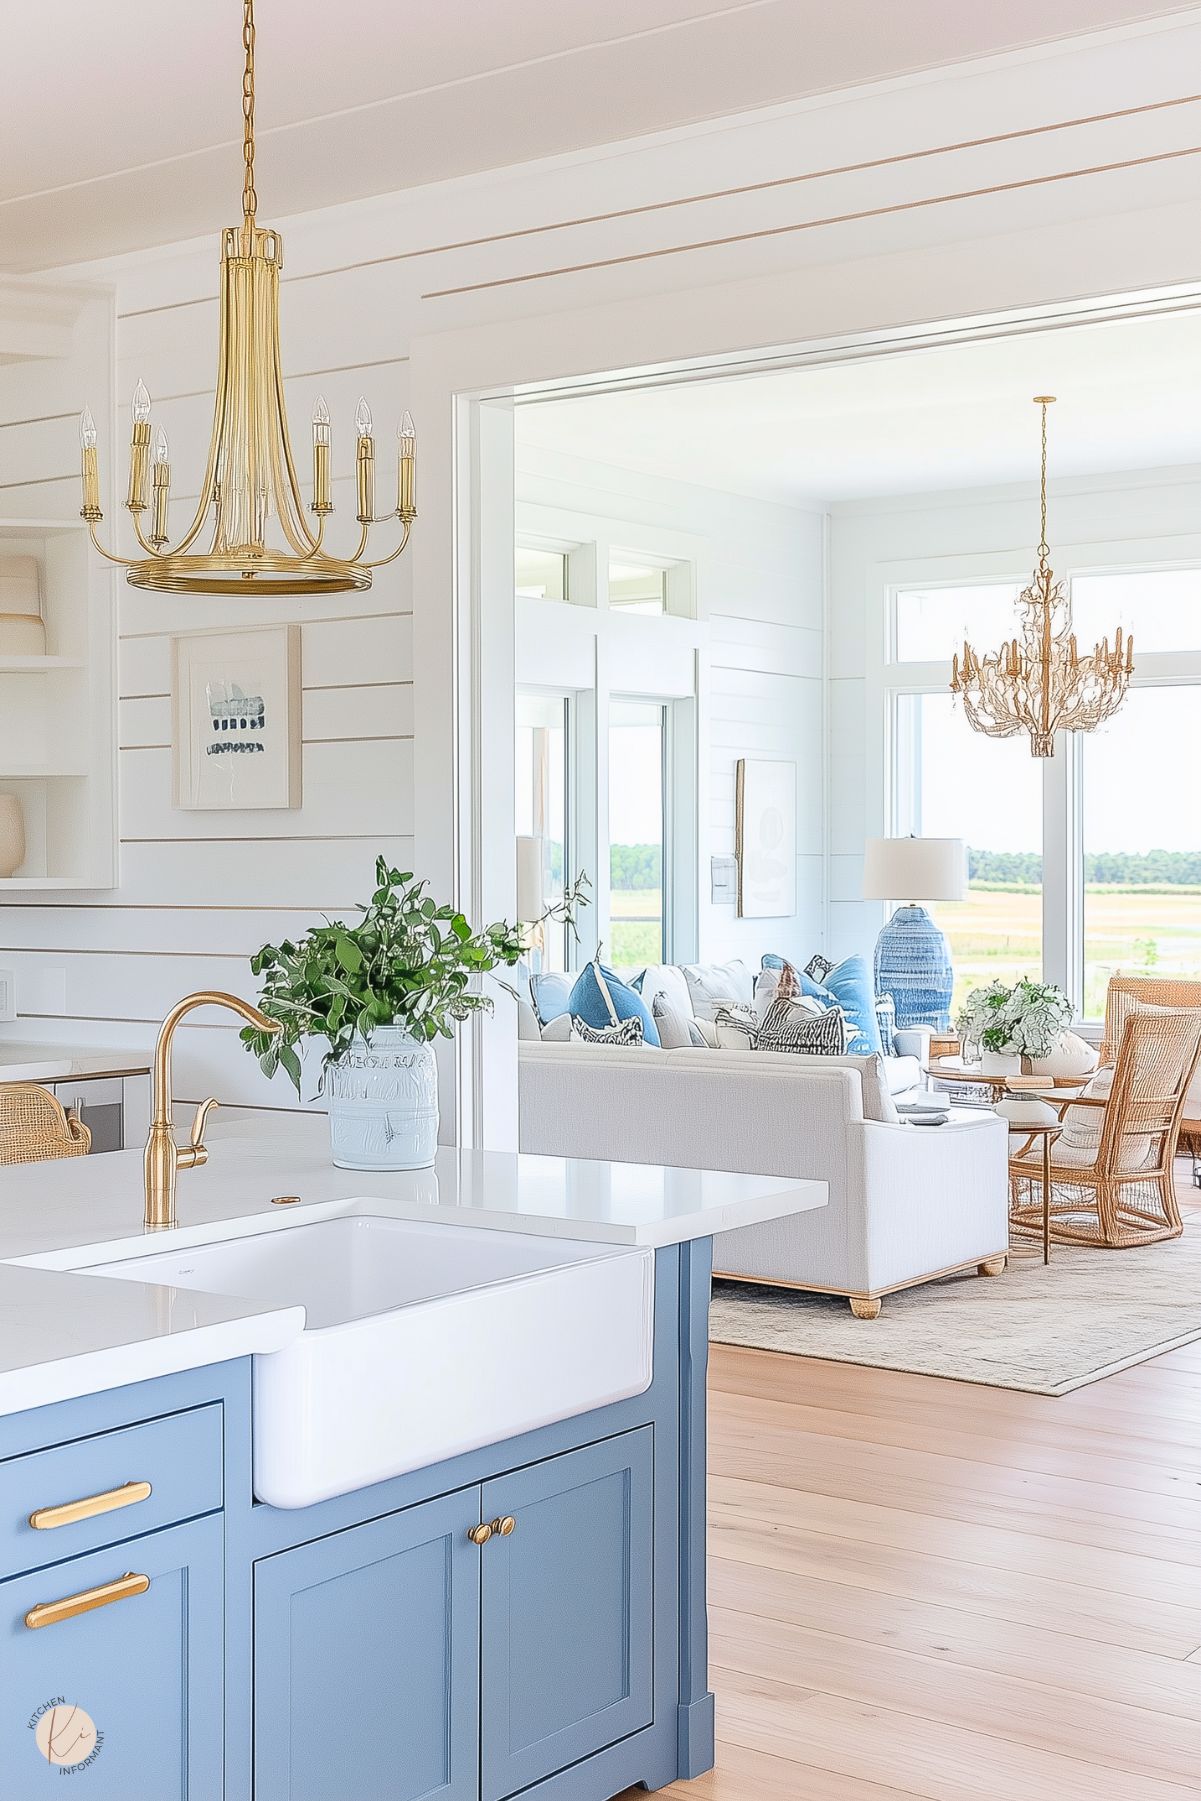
[518,1041,1009,1317]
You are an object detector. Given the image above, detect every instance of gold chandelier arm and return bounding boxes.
[87,522,139,568]
[132,515,167,557]
[360,519,412,570]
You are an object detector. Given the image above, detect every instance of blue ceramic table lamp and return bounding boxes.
[862,836,966,1031]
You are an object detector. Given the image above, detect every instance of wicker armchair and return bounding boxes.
[1009,1005,1201,1249]
[0,1083,91,1166]
[1102,975,1201,1159]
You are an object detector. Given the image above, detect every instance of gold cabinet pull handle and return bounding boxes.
[491,1515,516,1538]
[29,1480,153,1532]
[467,1523,493,1546]
[25,1572,150,1631]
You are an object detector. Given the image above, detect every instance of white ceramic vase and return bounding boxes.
[0,792,25,878]
[325,1025,439,1170]
[979,1049,1022,1076]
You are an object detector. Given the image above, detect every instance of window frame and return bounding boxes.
[879,544,1201,1025]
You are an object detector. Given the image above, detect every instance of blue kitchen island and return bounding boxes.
[0,1118,824,1799]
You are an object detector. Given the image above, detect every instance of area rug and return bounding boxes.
[709,1222,1201,1395]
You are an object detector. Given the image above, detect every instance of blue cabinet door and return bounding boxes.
[480,1428,655,1801]
[253,1488,481,1801]
[0,1513,222,1799]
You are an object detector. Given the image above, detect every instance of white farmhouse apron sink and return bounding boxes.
[87,1214,654,1507]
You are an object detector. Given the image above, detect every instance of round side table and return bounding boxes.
[925,1060,1075,1264]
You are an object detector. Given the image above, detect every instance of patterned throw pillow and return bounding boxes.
[711,1003,760,1050]
[758,998,849,1056]
[570,1015,645,1047]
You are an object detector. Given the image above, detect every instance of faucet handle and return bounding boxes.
[185,1096,219,1167]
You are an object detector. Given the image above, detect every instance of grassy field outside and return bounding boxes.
[607,882,1201,1015]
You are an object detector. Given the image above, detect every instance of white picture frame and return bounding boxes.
[736,758,797,918]
[172,624,302,811]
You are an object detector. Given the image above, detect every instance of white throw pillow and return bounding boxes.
[690,1016,719,1049]
[712,1003,759,1051]
[652,993,694,1051]
[636,964,694,1020]
[539,1013,574,1043]
[683,959,755,1020]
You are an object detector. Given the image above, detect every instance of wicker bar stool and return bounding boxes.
[0,1083,92,1166]
[1009,1006,1201,1249]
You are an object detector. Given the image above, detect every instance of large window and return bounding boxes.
[608,700,668,965]
[888,569,1201,1022]
[894,692,1042,1011]
[1081,685,1201,1015]
[515,693,570,971]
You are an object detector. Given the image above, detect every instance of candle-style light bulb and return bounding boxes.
[132,379,152,423]
[355,397,373,439]
[79,407,97,450]
[311,396,332,515]
[154,426,170,466]
[355,399,375,522]
[397,410,417,520]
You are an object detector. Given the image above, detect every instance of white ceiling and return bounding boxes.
[0,0,1194,271]
[514,311,1201,504]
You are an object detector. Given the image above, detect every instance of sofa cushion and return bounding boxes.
[567,960,661,1046]
[682,959,754,1019]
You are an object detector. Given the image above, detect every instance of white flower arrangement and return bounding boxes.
[955,978,1073,1059]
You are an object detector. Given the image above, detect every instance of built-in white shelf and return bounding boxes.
[0,515,116,890]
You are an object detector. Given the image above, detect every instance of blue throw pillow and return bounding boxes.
[813,954,881,1057]
[529,970,575,1027]
[567,961,661,1047]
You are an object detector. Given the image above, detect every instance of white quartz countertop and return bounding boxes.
[0,1039,152,1082]
[0,1112,825,1417]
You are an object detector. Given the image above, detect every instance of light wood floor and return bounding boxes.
[627,1168,1201,1801]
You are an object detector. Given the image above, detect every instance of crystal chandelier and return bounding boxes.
[950,397,1131,757]
[79,0,416,596]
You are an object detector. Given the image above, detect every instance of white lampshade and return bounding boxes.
[515,834,544,922]
[862,836,966,903]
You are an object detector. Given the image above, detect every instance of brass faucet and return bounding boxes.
[144,990,281,1230]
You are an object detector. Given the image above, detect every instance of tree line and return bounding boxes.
[968,848,1201,887]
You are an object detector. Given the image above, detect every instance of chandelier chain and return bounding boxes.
[242,0,257,223]
[1037,398,1050,575]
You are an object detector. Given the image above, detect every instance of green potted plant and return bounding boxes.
[241,856,588,1169]
[956,977,1074,1074]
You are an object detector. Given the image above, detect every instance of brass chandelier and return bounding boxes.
[79,0,415,596]
[950,397,1131,757]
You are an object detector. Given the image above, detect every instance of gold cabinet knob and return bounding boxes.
[493,1515,516,1537]
[467,1522,493,1546]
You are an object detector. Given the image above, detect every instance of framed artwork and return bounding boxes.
[736,758,797,918]
[172,624,302,811]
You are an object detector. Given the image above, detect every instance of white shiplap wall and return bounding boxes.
[516,443,825,965]
[0,18,1197,1108]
